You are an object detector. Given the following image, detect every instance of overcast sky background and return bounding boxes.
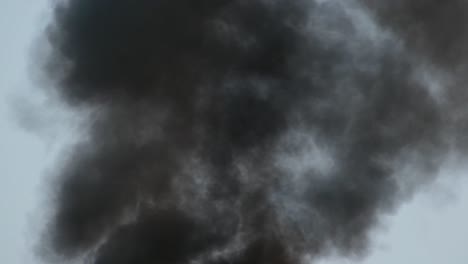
[1,1,467,263]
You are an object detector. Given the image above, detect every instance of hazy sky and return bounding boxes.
[0,1,467,263]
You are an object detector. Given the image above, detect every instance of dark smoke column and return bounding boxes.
[42,0,466,263]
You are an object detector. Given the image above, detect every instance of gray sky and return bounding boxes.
[0,1,467,263]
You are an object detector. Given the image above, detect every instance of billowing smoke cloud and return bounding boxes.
[41,0,467,263]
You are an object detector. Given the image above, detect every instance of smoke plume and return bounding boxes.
[42,0,468,263]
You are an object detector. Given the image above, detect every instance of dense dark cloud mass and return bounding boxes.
[42,0,468,263]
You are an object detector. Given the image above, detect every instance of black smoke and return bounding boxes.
[364,0,468,67]
[41,0,467,263]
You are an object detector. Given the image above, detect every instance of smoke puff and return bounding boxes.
[42,0,465,263]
